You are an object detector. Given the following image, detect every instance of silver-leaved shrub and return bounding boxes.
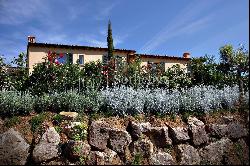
[101,86,150,116]
[0,91,35,116]
[0,84,247,117]
[100,85,243,115]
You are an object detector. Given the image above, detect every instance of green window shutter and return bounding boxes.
[68,53,73,64]
[65,53,73,64]
[103,54,108,65]
[160,62,165,71]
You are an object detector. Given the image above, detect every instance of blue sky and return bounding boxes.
[0,0,249,64]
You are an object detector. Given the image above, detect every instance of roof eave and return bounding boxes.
[28,42,136,53]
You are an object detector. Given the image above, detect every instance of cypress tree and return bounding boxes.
[107,20,114,61]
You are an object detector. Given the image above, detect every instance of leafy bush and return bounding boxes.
[0,84,246,117]
[30,112,48,133]
[101,85,242,116]
[33,93,52,113]
[101,86,149,116]
[82,89,104,113]
[49,91,84,113]
[145,88,181,115]
[71,122,88,141]
[52,114,63,126]
[4,116,20,128]
[34,89,103,113]
[0,91,34,117]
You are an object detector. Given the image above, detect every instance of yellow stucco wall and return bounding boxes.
[27,45,189,74]
[140,57,188,72]
[27,46,128,74]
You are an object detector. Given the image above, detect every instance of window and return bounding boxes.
[79,55,84,65]
[57,53,66,64]
[148,62,157,69]
[57,53,73,64]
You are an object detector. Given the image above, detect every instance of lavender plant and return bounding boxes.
[0,84,244,117]
[101,86,150,116]
[0,91,35,116]
[144,88,181,115]
[100,85,241,116]
[34,89,104,113]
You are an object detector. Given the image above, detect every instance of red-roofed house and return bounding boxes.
[27,36,190,74]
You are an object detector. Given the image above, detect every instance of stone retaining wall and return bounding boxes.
[0,115,249,165]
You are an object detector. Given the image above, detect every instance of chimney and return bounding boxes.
[28,36,36,43]
[183,52,190,58]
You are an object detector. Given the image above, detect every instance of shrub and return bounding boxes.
[52,114,63,125]
[30,112,47,133]
[0,91,34,117]
[4,116,20,128]
[0,84,244,117]
[49,91,84,113]
[71,122,88,141]
[100,85,241,116]
[33,93,52,113]
[145,88,181,115]
[101,86,149,116]
[33,90,104,113]
[82,88,104,113]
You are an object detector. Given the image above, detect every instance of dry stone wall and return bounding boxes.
[0,115,249,165]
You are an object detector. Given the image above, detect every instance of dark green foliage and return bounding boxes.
[0,53,28,91]
[0,91,34,117]
[71,123,88,141]
[52,114,63,125]
[30,113,47,133]
[132,153,143,165]
[107,20,114,61]
[219,44,249,96]
[11,52,29,91]
[189,55,222,86]
[81,60,103,91]
[4,116,20,128]
[164,64,192,89]
[0,55,10,90]
[28,62,82,96]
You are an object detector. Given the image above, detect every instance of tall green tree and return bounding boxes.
[188,55,222,86]
[11,52,29,91]
[107,20,114,61]
[0,55,9,90]
[219,44,249,100]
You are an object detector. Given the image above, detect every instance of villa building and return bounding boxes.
[27,36,190,74]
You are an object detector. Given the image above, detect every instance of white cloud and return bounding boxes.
[85,38,107,48]
[74,32,127,48]
[139,0,222,54]
[0,0,46,25]
[25,27,69,44]
[189,20,249,57]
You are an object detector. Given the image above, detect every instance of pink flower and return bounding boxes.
[59,53,64,58]
[55,59,60,65]
[48,55,53,62]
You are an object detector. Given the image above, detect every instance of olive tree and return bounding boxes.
[219,44,249,101]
